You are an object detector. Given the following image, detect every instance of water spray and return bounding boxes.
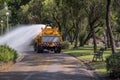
[0,24,45,52]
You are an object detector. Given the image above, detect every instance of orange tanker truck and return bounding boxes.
[34,25,62,53]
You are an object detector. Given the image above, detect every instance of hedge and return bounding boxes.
[0,45,18,62]
[106,52,120,78]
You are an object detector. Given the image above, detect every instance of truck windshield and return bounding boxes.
[42,35,60,42]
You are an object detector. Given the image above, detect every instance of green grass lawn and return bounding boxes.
[63,46,113,75]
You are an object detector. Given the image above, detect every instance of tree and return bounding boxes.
[106,0,116,53]
[7,0,31,25]
[84,0,106,52]
[63,0,85,48]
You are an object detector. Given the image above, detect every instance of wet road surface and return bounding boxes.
[0,50,99,80]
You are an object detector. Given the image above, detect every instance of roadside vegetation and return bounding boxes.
[106,52,120,78]
[64,45,109,74]
[63,44,120,79]
[0,45,18,63]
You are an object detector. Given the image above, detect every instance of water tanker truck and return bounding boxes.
[34,25,62,53]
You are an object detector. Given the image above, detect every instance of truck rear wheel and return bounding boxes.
[57,47,61,53]
[36,45,40,53]
[39,47,43,53]
[34,43,37,51]
[36,46,43,53]
[54,47,61,53]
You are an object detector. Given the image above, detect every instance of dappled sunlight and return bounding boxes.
[63,46,117,76]
[0,70,94,80]
[0,52,98,80]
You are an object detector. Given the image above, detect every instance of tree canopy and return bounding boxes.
[0,0,120,53]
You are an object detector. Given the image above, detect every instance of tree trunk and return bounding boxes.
[103,31,108,49]
[106,0,116,53]
[106,30,111,48]
[52,13,61,32]
[79,37,84,47]
[93,29,97,53]
[74,34,78,48]
[68,32,74,45]
[74,22,79,48]
[83,32,92,45]
[90,23,97,53]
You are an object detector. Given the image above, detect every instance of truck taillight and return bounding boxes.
[41,42,61,47]
[54,42,60,46]
[41,42,45,46]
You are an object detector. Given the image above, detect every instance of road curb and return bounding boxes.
[0,53,24,72]
[0,61,14,72]
[15,54,25,62]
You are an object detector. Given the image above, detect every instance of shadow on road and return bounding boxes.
[0,71,94,80]
[0,51,99,80]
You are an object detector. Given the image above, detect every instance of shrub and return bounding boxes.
[0,45,18,62]
[61,41,70,49]
[106,52,120,78]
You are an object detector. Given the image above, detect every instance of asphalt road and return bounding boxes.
[0,50,99,80]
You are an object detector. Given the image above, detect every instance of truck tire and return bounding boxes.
[54,47,61,53]
[59,49,61,53]
[36,45,43,53]
[57,47,61,53]
[34,43,37,51]
[39,46,43,53]
[36,45,40,53]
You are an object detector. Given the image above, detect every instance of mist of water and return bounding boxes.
[0,24,45,52]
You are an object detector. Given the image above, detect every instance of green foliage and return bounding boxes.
[106,52,120,71]
[106,52,120,77]
[0,45,18,62]
[61,41,70,49]
[7,0,31,25]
